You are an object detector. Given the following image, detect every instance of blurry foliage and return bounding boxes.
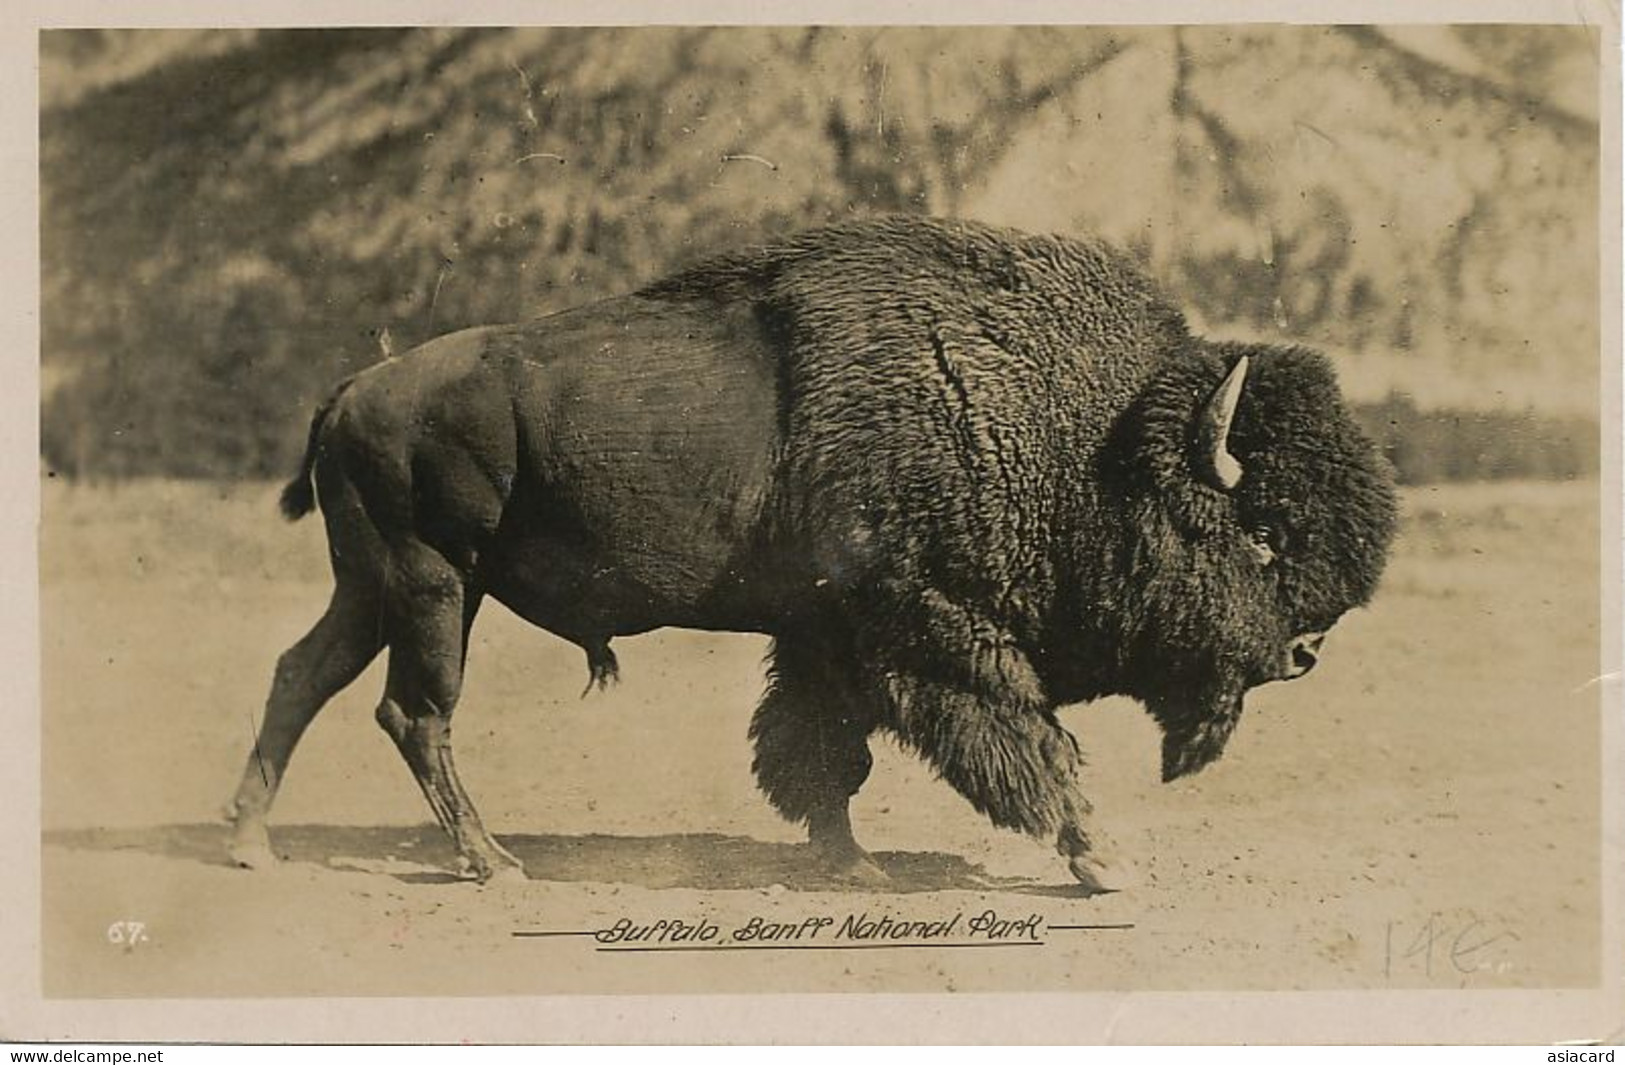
[1352,395,1598,484]
[39,26,1600,482]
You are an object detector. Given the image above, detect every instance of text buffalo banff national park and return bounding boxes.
[587,910,1047,946]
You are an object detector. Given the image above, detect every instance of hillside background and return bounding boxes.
[39,25,1603,482]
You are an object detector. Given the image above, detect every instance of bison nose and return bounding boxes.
[1286,632,1325,679]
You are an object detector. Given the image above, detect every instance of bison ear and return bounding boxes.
[1196,354,1249,491]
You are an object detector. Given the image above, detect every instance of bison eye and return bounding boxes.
[1247,525,1278,566]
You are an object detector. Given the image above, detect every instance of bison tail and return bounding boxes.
[278,380,352,522]
[278,471,317,522]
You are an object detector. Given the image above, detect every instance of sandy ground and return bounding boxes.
[38,479,1603,997]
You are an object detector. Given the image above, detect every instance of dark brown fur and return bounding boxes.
[227,216,1396,886]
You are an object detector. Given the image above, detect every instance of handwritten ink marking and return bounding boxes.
[965,910,1044,942]
[593,916,721,945]
[1449,918,1521,975]
[513,909,1101,951]
[733,916,835,942]
[520,910,1144,956]
[1384,914,1519,981]
[598,940,1043,954]
[837,911,962,942]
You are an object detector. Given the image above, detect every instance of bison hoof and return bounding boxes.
[1067,851,1136,895]
[812,845,890,889]
[229,837,277,871]
[455,852,527,885]
[480,862,529,887]
[831,854,891,890]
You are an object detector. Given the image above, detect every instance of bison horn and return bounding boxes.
[1198,354,1249,490]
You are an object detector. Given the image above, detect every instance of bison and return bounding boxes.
[225,216,1397,890]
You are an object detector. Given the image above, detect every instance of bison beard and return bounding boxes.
[1153,686,1246,783]
[227,215,1397,890]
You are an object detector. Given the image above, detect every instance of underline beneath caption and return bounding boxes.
[511,914,1137,952]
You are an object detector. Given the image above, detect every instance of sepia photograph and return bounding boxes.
[10,2,1622,1046]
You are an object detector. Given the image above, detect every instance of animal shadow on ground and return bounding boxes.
[43,824,1098,896]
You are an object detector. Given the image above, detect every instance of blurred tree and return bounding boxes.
[39,25,1600,481]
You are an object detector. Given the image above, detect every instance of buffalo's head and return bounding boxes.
[1102,342,1397,782]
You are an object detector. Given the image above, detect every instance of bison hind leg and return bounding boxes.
[373,547,524,884]
[579,637,620,696]
[228,580,384,870]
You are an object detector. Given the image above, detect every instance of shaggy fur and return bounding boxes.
[646,216,1395,825]
[230,215,1396,885]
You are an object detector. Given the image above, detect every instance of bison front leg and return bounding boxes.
[890,671,1130,893]
[750,629,888,885]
